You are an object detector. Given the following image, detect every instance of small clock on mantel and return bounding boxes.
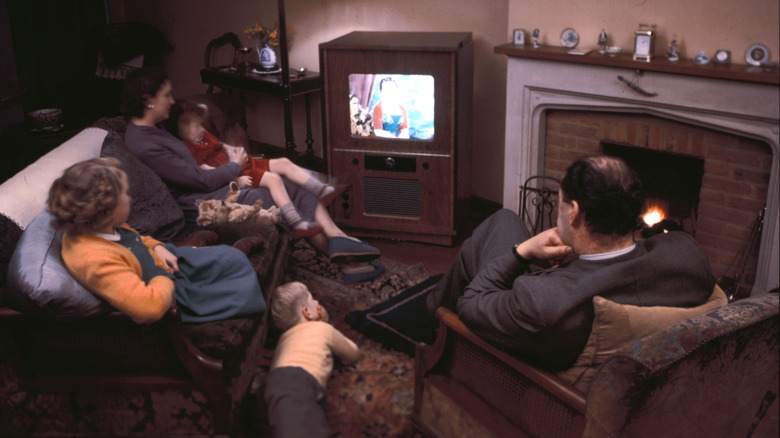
[633,24,656,62]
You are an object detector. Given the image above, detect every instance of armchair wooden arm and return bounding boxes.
[413,306,586,438]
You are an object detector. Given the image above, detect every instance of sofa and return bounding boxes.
[0,99,290,437]
[413,290,779,438]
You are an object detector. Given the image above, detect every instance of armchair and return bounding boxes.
[413,292,779,438]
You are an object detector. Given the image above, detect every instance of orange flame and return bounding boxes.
[642,200,668,227]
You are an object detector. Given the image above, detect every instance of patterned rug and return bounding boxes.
[270,240,430,438]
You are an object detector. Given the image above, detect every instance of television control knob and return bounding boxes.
[352,158,359,165]
[422,162,430,169]
[385,157,395,169]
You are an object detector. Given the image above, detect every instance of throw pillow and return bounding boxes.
[100,128,186,241]
[558,286,728,393]
[5,210,114,320]
[345,274,442,357]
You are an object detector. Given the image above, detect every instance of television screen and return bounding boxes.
[348,74,435,141]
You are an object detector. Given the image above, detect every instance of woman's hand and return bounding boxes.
[153,245,180,274]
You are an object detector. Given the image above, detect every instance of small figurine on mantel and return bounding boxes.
[597,29,608,54]
[532,29,541,49]
[667,34,681,62]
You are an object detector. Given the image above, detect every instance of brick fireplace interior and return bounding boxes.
[602,142,704,233]
[543,110,772,298]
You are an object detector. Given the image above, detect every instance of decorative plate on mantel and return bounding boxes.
[745,43,770,66]
[561,28,579,48]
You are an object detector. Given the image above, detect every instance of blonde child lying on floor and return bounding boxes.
[264,281,360,438]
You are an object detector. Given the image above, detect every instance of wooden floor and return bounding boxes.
[347,199,500,276]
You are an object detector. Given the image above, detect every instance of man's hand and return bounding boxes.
[200,163,215,170]
[514,227,573,263]
[153,245,180,274]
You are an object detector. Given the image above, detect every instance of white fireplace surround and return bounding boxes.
[503,56,779,294]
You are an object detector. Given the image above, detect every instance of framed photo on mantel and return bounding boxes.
[513,29,525,46]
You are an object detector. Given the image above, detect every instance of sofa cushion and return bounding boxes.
[5,210,114,320]
[0,214,24,302]
[99,126,186,241]
[558,285,728,393]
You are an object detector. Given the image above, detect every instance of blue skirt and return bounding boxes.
[167,244,266,323]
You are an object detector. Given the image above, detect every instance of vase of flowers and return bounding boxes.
[257,43,277,69]
[244,22,293,70]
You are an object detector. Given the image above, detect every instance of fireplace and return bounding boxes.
[543,111,771,297]
[500,50,779,295]
[602,142,705,235]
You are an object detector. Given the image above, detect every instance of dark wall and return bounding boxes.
[0,0,24,132]
[5,0,116,124]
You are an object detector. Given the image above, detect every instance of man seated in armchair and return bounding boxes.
[425,154,716,372]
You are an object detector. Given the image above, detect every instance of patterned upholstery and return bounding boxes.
[413,293,779,438]
[0,216,23,302]
[585,293,779,438]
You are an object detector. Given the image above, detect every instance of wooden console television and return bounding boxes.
[320,31,473,246]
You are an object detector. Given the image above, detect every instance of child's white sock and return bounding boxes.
[280,203,316,230]
[302,176,333,198]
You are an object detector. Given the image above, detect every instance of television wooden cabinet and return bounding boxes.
[320,31,473,246]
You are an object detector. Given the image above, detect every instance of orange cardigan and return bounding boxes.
[61,224,174,324]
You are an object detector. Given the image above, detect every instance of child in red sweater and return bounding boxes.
[175,106,344,239]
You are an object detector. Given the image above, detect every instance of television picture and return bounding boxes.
[348,74,435,140]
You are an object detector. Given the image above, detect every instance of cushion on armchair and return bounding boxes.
[99,126,186,241]
[5,210,114,320]
[558,285,728,393]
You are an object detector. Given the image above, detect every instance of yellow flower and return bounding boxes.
[243,22,292,47]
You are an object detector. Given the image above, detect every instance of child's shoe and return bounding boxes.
[319,184,350,207]
[291,222,323,239]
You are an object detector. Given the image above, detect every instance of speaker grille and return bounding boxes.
[363,177,421,217]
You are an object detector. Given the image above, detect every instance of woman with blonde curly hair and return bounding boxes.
[48,157,266,324]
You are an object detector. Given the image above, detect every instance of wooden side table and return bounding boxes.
[199,65,323,169]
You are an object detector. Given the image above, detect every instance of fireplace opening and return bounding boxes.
[540,109,774,297]
[602,143,705,236]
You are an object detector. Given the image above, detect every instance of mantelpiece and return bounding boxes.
[497,43,779,295]
[495,43,780,85]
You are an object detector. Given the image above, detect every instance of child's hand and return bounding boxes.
[317,305,330,323]
[153,245,180,274]
[225,146,248,167]
[236,176,253,187]
[200,163,215,170]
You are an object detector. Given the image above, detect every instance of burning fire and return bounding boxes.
[642,201,668,227]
